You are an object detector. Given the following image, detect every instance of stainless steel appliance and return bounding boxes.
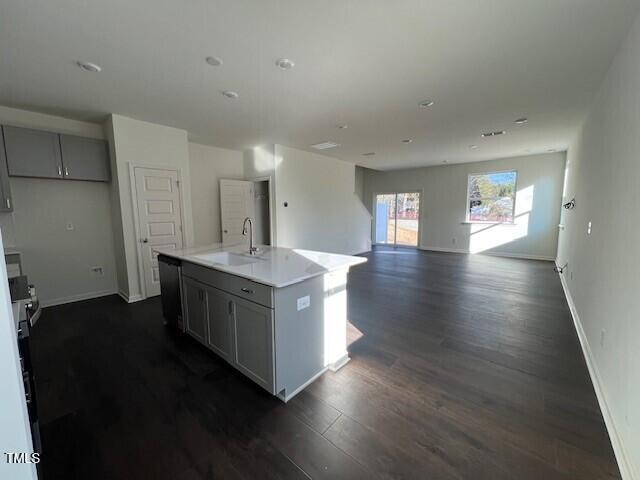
[158,254,183,331]
[12,278,42,471]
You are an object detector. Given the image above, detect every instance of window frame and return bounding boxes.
[465,170,518,224]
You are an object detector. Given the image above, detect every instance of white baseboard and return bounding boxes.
[418,246,468,254]
[40,289,118,308]
[417,245,554,261]
[556,263,634,480]
[480,251,555,261]
[278,366,329,403]
[118,290,144,303]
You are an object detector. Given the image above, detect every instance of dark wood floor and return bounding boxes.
[31,247,620,479]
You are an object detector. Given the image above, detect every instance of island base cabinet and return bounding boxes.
[182,277,208,344]
[230,297,275,393]
[205,286,233,362]
[181,273,275,394]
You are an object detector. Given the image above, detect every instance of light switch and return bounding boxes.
[297,295,310,311]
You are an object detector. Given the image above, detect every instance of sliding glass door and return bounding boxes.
[374,192,420,247]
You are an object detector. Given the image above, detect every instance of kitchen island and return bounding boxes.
[154,243,366,402]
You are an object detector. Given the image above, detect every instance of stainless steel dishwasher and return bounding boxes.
[158,254,184,332]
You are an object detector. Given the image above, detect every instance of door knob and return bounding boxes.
[142,238,149,243]
[223,229,228,233]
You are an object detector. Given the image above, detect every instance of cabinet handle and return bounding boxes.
[22,371,32,404]
[240,287,254,294]
[5,198,10,209]
[58,165,62,176]
[228,300,234,314]
[64,167,69,176]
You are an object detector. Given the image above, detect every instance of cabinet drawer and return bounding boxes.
[182,261,273,308]
[227,276,273,309]
[182,262,230,291]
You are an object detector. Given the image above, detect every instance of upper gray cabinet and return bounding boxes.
[3,126,64,179]
[2,125,110,182]
[0,129,13,211]
[59,134,110,182]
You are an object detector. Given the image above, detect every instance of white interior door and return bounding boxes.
[134,167,183,297]
[220,179,254,245]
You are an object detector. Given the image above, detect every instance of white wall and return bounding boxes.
[364,152,566,260]
[0,106,118,306]
[0,230,37,480]
[0,105,105,140]
[9,178,118,306]
[273,145,371,255]
[188,142,243,245]
[107,114,194,301]
[556,14,640,479]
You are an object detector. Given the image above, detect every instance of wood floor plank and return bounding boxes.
[31,246,620,479]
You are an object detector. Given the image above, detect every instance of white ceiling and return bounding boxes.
[1,0,639,170]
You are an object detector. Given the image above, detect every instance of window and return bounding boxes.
[467,171,517,223]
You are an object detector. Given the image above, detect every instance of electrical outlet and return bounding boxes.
[587,221,592,235]
[66,222,74,231]
[600,329,605,348]
[452,237,457,245]
[91,266,104,276]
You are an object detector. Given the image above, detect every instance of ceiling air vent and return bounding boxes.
[311,141,340,150]
[481,130,506,138]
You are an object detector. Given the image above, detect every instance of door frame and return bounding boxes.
[372,189,423,248]
[223,175,275,246]
[129,163,187,300]
[250,175,275,246]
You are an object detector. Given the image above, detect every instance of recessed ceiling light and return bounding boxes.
[469,145,478,149]
[337,124,348,130]
[206,56,223,67]
[311,141,340,150]
[362,152,376,156]
[76,61,101,72]
[401,139,413,144]
[515,117,528,125]
[419,100,435,108]
[481,130,506,138]
[275,58,295,70]
[221,90,239,99]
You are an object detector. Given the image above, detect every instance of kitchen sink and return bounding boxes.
[193,251,261,266]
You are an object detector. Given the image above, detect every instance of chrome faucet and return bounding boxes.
[242,217,258,255]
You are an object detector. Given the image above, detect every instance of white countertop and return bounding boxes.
[154,243,367,288]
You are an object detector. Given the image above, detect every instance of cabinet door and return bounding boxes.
[3,126,63,179]
[182,277,208,344]
[205,286,232,361]
[0,129,12,211]
[231,296,274,393]
[59,134,111,182]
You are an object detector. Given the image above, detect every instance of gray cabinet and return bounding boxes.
[2,125,110,182]
[205,286,233,361]
[3,126,63,179]
[182,277,208,344]
[0,129,12,211]
[181,264,275,394]
[59,134,110,182]
[231,296,274,393]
